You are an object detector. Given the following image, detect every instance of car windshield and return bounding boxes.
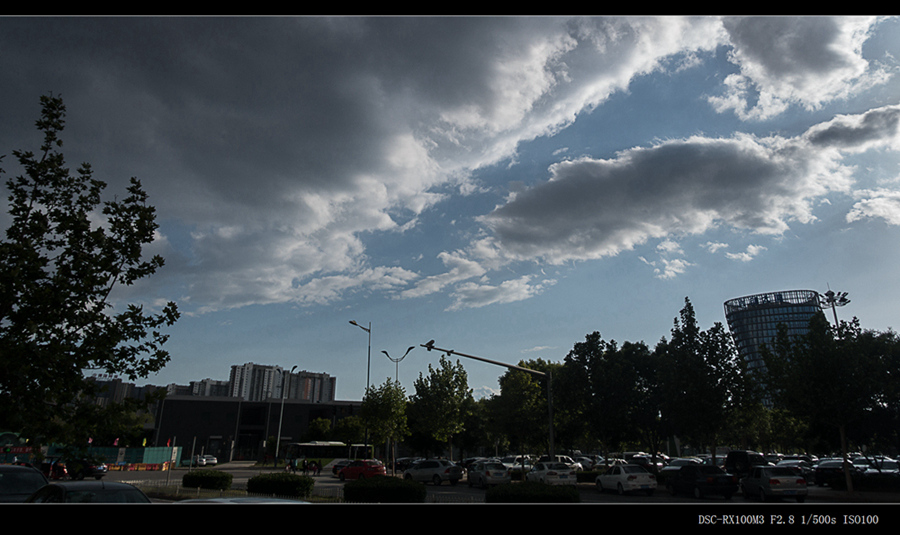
[623,466,647,473]
[547,463,569,470]
[484,463,506,471]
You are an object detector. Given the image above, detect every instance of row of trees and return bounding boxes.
[357,299,900,476]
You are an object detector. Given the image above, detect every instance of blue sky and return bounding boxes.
[3,16,900,401]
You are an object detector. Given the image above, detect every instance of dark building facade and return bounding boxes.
[724,289,823,378]
[152,396,362,461]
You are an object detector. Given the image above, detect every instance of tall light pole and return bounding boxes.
[275,365,297,464]
[381,346,415,382]
[349,320,372,457]
[349,320,372,392]
[819,288,850,327]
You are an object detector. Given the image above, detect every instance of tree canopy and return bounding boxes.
[0,95,178,449]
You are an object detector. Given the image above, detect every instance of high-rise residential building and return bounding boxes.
[228,362,335,402]
[724,289,823,378]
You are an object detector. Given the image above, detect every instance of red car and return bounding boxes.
[338,459,386,481]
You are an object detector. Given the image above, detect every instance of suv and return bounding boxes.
[724,450,770,478]
[538,455,583,471]
[403,459,463,485]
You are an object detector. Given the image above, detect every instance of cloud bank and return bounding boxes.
[3,16,897,314]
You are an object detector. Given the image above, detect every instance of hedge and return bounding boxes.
[181,470,233,491]
[246,472,315,498]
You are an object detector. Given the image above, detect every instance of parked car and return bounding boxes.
[538,455,583,471]
[201,455,218,466]
[595,464,657,495]
[666,464,738,500]
[39,458,68,480]
[724,450,770,479]
[0,464,49,502]
[331,459,352,476]
[861,460,899,477]
[776,459,815,481]
[575,456,596,471]
[814,459,855,486]
[526,462,577,485]
[659,457,702,477]
[740,465,808,502]
[393,457,423,472]
[467,461,511,488]
[403,459,463,485]
[65,459,108,480]
[338,459,386,481]
[26,481,151,503]
[630,455,665,474]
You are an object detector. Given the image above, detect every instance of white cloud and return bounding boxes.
[847,188,900,225]
[446,275,557,311]
[726,244,768,262]
[711,17,889,120]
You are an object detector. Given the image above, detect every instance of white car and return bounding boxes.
[596,464,657,495]
[202,455,218,466]
[526,462,577,485]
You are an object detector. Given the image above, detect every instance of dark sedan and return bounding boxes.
[0,464,49,502]
[666,464,738,500]
[26,481,151,503]
[815,460,858,486]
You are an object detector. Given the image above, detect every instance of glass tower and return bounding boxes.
[724,289,823,377]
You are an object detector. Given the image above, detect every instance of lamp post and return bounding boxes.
[819,288,850,327]
[275,365,297,465]
[349,320,372,457]
[349,320,372,392]
[381,346,415,382]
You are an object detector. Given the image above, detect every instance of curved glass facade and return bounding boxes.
[724,290,823,377]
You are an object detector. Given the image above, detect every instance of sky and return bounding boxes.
[2,16,900,401]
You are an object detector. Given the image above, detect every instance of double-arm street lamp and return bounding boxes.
[420,340,555,458]
[381,346,415,382]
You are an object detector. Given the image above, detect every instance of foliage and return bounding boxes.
[331,415,365,446]
[485,481,580,503]
[0,95,179,448]
[408,355,473,451]
[182,470,233,491]
[302,417,332,442]
[361,379,409,446]
[246,472,314,498]
[763,314,900,490]
[488,363,546,453]
[656,298,745,457]
[342,475,426,503]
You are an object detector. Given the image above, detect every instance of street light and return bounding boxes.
[349,320,372,392]
[819,288,850,327]
[275,365,298,464]
[349,320,372,457]
[381,346,415,382]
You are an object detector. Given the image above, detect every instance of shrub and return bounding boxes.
[343,476,427,503]
[246,472,314,498]
[486,481,580,503]
[182,470,233,491]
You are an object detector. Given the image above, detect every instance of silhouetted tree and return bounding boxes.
[0,95,178,450]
